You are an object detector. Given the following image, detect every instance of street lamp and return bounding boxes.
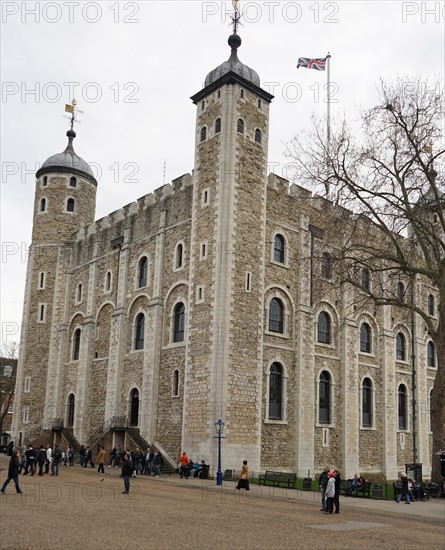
[214,418,225,486]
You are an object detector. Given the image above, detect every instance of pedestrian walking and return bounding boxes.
[51,444,62,476]
[396,472,411,504]
[37,445,46,476]
[24,445,36,476]
[96,445,107,474]
[44,444,52,474]
[236,460,250,491]
[1,450,24,494]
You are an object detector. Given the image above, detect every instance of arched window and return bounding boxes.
[72,328,81,361]
[428,294,435,316]
[66,394,75,428]
[43,176,48,186]
[215,118,221,134]
[200,126,207,142]
[76,283,82,303]
[269,362,283,420]
[317,311,331,344]
[175,243,184,269]
[360,323,371,353]
[398,384,407,430]
[173,303,185,342]
[137,256,148,288]
[361,268,371,291]
[172,369,179,397]
[67,198,75,212]
[105,271,112,292]
[397,281,405,302]
[427,341,436,368]
[396,332,406,361]
[362,378,373,427]
[269,298,284,334]
[321,252,332,280]
[70,176,77,187]
[237,118,244,134]
[134,313,145,350]
[40,197,46,212]
[319,371,331,424]
[255,128,262,144]
[273,234,285,263]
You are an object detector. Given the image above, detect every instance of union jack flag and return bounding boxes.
[297,57,327,71]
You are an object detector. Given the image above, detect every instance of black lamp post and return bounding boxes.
[215,418,225,486]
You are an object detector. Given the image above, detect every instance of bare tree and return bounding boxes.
[287,77,444,483]
[0,342,18,437]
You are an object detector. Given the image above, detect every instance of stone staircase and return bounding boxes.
[125,427,176,476]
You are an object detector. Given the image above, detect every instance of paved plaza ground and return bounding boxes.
[1,455,444,550]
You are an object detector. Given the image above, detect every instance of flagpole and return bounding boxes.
[326,52,331,197]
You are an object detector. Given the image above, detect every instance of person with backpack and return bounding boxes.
[51,444,62,476]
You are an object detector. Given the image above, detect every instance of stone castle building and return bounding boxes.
[12,31,438,479]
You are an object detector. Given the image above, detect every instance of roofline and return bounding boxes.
[35,165,98,187]
[191,71,274,104]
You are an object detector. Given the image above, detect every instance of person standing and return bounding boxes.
[1,450,24,494]
[37,445,46,476]
[333,469,341,513]
[396,472,411,504]
[24,445,36,476]
[236,460,250,491]
[84,448,94,468]
[325,471,336,514]
[79,445,86,467]
[96,445,107,474]
[121,452,133,494]
[45,444,52,474]
[51,444,62,476]
[319,466,329,512]
[153,450,162,477]
[179,452,189,479]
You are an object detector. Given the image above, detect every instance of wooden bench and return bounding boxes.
[343,480,371,497]
[258,470,297,488]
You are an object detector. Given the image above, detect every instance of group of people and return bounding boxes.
[179,452,207,479]
[345,473,367,497]
[395,472,426,504]
[319,466,341,514]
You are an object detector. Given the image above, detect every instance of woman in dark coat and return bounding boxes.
[333,469,341,513]
[236,460,250,491]
[1,450,24,494]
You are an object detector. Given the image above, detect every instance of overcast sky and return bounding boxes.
[1,0,444,345]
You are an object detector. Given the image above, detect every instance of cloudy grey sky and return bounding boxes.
[1,0,444,344]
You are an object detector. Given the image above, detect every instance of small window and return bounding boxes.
[201,100,205,111]
[197,286,204,303]
[398,384,407,430]
[215,118,221,134]
[76,283,82,303]
[269,362,283,420]
[138,256,148,288]
[397,281,405,302]
[43,176,48,186]
[217,90,221,99]
[67,198,75,212]
[105,271,112,292]
[38,303,46,323]
[172,370,179,397]
[273,234,285,263]
[175,243,184,269]
[72,328,81,360]
[362,378,373,427]
[428,294,435,316]
[360,323,371,353]
[321,253,332,280]
[173,303,185,343]
[361,268,371,292]
[269,298,284,334]
[40,197,47,212]
[255,128,262,144]
[396,333,406,361]
[70,176,77,187]
[201,243,207,260]
[38,272,46,290]
[429,389,433,431]
[202,189,209,205]
[23,407,30,424]
[237,118,244,134]
[200,126,207,142]
[258,99,262,109]
[317,311,331,344]
[240,89,244,99]
[319,371,331,424]
[427,341,436,368]
[134,313,145,350]
[245,272,251,292]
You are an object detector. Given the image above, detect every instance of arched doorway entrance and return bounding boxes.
[66,394,75,428]
[129,388,139,427]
